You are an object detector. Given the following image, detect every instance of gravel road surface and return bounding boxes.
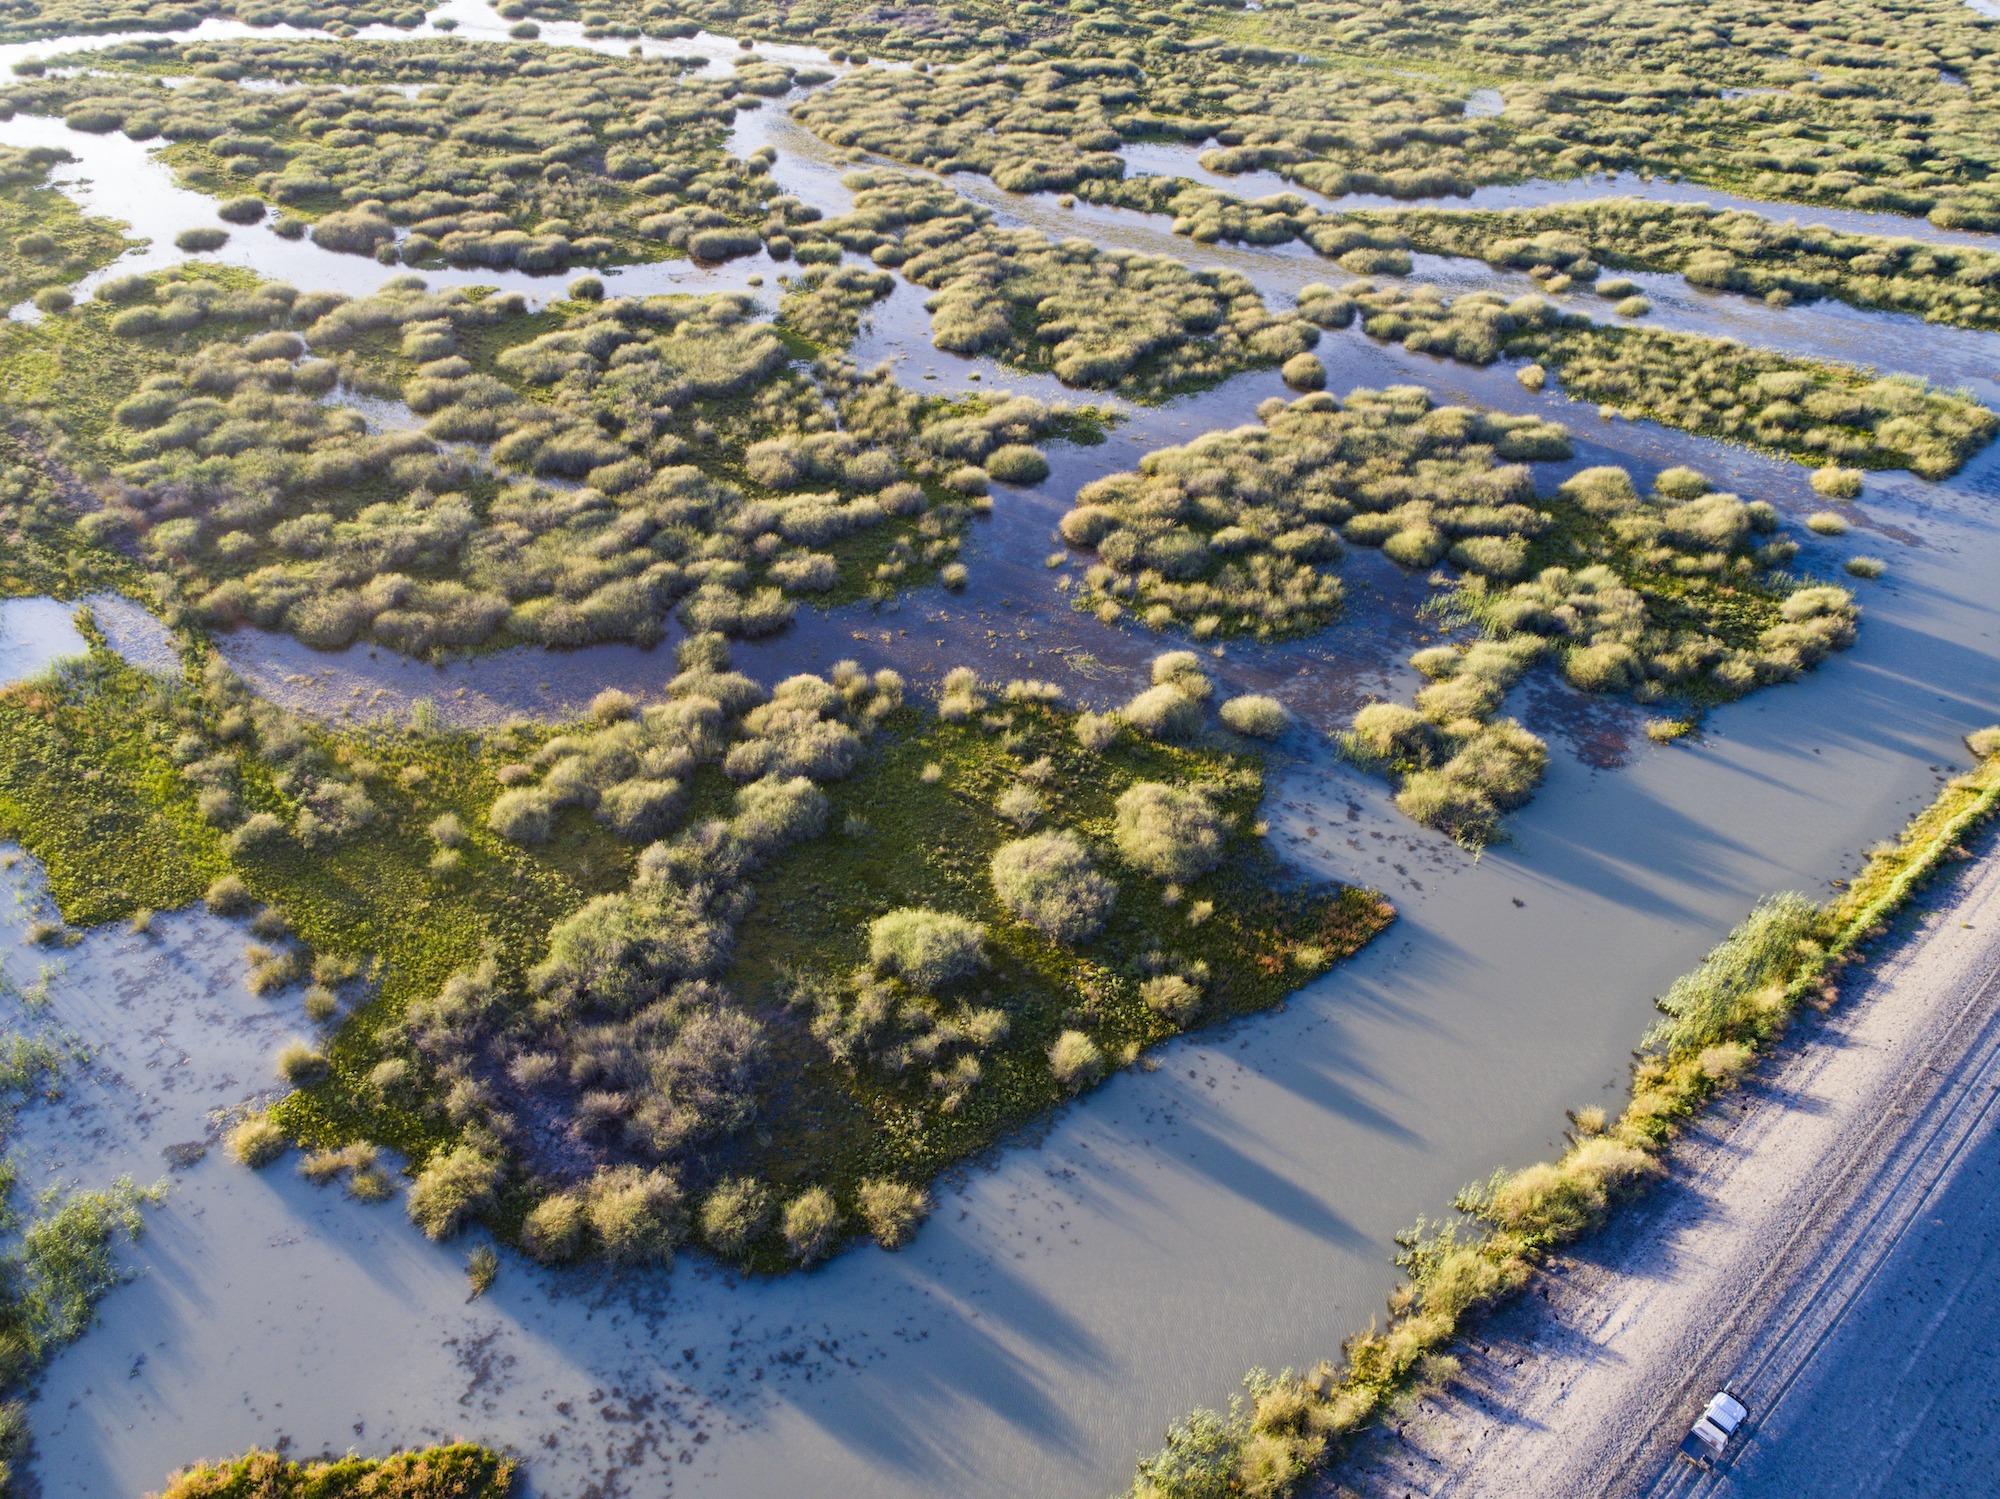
[1330,833,2000,1499]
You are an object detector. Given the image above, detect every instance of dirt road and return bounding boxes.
[1331,832,2000,1499]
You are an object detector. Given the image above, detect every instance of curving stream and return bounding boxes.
[0,19,1997,1499]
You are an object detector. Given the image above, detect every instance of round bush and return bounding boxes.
[1806,511,1849,535]
[509,19,539,36]
[230,811,286,852]
[702,1177,772,1257]
[407,1146,501,1241]
[206,874,252,914]
[990,831,1117,943]
[596,778,683,841]
[732,774,829,851]
[1124,684,1202,741]
[175,227,228,253]
[945,464,990,495]
[14,232,53,257]
[586,1166,683,1266]
[1049,1029,1105,1091]
[521,1193,586,1263]
[32,287,71,314]
[591,687,637,722]
[858,1179,930,1249]
[1281,352,1326,390]
[488,787,555,842]
[276,1040,327,1084]
[568,274,605,301]
[228,1114,286,1167]
[1811,467,1865,499]
[985,444,1050,484]
[782,1187,841,1264]
[869,907,987,991]
[688,227,762,261]
[1652,465,1713,500]
[1141,973,1202,1025]
[1219,694,1289,738]
[1845,555,1887,578]
[1564,641,1639,693]
[217,196,266,224]
[1113,783,1225,881]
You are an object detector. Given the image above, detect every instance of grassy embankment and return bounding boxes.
[148,1445,515,1499]
[1117,727,2000,1499]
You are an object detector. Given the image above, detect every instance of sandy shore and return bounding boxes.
[1330,827,2000,1499]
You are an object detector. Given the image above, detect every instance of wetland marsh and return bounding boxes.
[0,3,1995,1497]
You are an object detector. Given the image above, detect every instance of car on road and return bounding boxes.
[1680,1391,1749,1467]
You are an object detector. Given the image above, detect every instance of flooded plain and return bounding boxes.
[0,22,1997,1499]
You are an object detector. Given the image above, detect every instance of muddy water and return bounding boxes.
[2,20,1999,1499]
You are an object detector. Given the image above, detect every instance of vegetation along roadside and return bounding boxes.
[1114,724,2000,1499]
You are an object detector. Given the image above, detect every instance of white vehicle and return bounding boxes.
[1678,1391,1748,1467]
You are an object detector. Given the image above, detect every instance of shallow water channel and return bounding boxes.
[0,21,1998,1499]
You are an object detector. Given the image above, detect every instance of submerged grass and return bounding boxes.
[1118,729,2000,1499]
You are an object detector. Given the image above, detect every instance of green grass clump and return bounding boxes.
[868,907,988,992]
[856,1178,929,1249]
[782,1186,841,1264]
[228,1114,287,1168]
[1846,555,1888,578]
[1219,696,1289,740]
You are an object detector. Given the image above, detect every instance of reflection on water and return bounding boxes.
[3,14,2000,1499]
